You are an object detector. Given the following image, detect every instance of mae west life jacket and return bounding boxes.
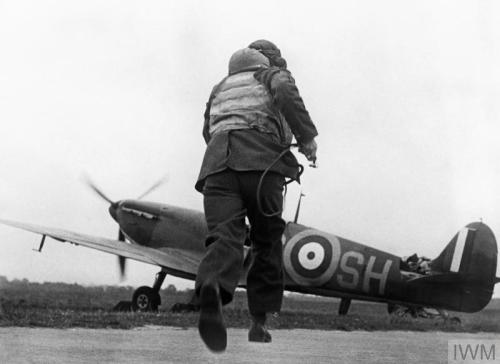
[208,70,293,146]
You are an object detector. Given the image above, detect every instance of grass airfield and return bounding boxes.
[1,278,499,332]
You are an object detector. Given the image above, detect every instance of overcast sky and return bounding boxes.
[0,1,499,294]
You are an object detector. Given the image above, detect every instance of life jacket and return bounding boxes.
[208,70,293,145]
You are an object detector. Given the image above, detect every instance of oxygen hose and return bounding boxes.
[256,143,306,217]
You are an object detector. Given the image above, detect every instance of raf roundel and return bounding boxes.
[283,229,341,286]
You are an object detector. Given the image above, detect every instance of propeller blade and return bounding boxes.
[83,175,126,280]
[118,255,127,280]
[82,175,115,204]
[117,230,127,279]
[136,175,169,200]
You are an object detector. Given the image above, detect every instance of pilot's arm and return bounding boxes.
[255,68,318,161]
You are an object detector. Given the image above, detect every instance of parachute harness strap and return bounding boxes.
[256,143,304,217]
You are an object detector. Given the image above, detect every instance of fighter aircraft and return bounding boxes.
[0,179,498,319]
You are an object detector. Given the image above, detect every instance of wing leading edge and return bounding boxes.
[0,218,200,277]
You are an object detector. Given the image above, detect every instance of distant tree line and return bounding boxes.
[0,276,178,293]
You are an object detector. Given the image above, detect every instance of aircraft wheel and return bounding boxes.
[132,286,160,312]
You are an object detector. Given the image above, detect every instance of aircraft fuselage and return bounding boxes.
[113,200,495,313]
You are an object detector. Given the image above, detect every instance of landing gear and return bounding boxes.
[338,298,351,315]
[132,286,160,311]
[130,270,167,312]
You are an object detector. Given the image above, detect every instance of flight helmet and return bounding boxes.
[228,48,270,75]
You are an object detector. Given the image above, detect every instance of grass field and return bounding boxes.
[1,277,499,332]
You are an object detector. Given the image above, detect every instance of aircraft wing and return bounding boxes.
[0,218,200,276]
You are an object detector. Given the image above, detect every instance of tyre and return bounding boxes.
[132,286,160,312]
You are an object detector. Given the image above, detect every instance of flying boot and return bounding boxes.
[248,313,272,343]
[198,280,227,352]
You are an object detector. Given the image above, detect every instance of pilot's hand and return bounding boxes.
[299,138,317,162]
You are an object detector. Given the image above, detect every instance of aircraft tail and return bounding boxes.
[429,222,498,311]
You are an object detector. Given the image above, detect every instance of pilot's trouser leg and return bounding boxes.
[242,172,285,316]
[195,170,247,305]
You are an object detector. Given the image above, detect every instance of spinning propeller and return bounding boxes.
[83,174,168,280]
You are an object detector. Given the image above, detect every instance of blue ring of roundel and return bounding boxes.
[283,229,341,286]
[290,235,332,278]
